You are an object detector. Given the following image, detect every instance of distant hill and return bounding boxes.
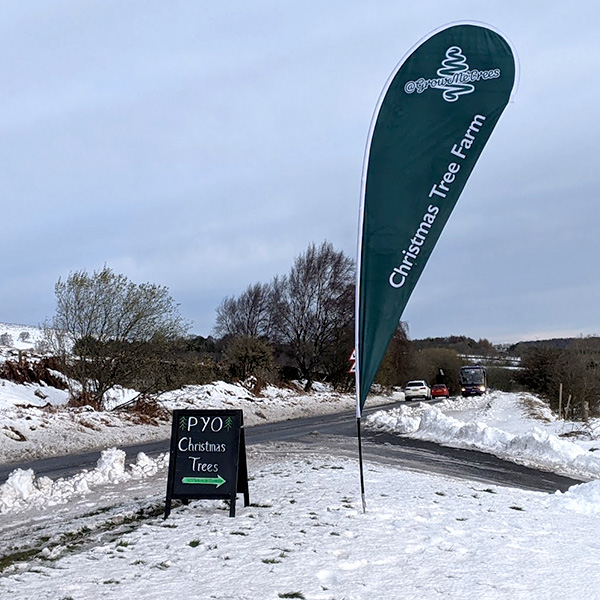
[412,334,600,358]
[412,335,495,356]
[0,323,44,352]
[508,337,600,355]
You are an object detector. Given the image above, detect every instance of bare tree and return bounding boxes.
[375,322,413,389]
[44,266,189,408]
[272,241,354,391]
[214,282,274,338]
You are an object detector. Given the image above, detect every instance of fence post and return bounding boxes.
[558,383,563,419]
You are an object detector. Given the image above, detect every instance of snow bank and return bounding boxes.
[0,379,69,410]
[555,479,600,515]
[0,448,168,514]
[366,391,600,479]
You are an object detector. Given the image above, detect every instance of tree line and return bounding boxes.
[23,241,600,420]
[516,338,600,419]
[214,241,354,391]
[31,243,356,409]
[33,242,471,409]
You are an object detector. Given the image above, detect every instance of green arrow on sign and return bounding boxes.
[182,475,226,488]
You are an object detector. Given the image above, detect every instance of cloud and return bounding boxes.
[0,1,599,342]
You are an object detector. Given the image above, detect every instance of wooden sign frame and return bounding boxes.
[165,409,249,518]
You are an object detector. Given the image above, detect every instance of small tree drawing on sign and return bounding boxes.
[179,415,187,430]
[225,417,233,431]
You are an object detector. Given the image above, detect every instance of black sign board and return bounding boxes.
[165,409,249,518]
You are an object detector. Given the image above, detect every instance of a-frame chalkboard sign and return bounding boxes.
[165,409,249,518]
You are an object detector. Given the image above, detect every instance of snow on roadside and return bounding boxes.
[0,448,168,514]
[0,380,69,410]
[0,376,401,515]
[4,379,600,520]
[0,399,172,465]
[0,379,388,466]
[366,390,600,480]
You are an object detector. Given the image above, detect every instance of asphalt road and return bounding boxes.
[0,400,584,493]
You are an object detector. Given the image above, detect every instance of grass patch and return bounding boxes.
[0,547,42,572]
[80,505,114,518]
[278,593,305,599]
[0,502,164,574]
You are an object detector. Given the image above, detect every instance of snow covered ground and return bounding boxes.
[2,344,600,598]
[2,440,600,600]
[366,391,600,481]
[0,322,44,355]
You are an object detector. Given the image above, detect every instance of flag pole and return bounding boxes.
[352,349,367,512]
[356,416,367,513]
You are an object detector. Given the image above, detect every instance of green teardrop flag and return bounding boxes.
[356,23,517,416]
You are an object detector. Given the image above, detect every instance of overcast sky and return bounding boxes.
[1,1,598,344]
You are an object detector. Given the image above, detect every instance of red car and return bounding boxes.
[431,384,450,398]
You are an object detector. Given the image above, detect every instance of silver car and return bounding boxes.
[403,380,431,400]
